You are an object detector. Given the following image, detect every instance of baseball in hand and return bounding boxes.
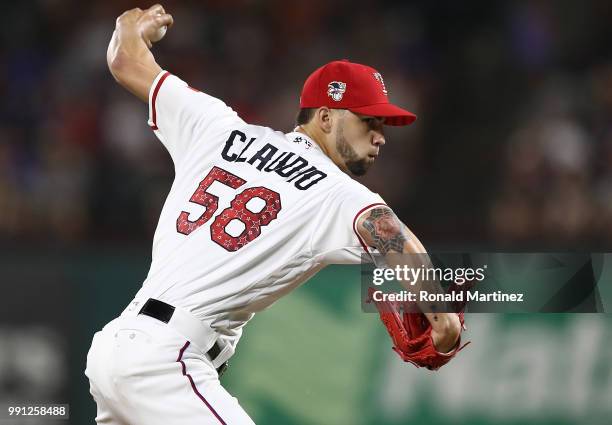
[150,25,167,42]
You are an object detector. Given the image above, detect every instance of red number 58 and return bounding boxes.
[176,167,282,252]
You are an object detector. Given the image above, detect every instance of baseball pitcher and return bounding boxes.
[85,5,466,424]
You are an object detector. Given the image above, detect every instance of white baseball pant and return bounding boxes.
[85,314,255,424]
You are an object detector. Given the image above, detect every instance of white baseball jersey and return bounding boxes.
[133,70,384,349]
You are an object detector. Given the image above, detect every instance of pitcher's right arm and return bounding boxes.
[107,4,173,102]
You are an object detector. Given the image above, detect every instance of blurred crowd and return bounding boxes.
[490,69,612,246]
[1,0,612,247]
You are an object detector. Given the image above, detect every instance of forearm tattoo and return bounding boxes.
[362,208,408,254]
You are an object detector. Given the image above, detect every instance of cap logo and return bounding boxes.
[327,81,346,102]
[373,72,388,95]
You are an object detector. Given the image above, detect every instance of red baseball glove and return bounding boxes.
[368,286,470,370]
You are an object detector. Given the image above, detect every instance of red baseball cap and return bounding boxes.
[299,59,417,126]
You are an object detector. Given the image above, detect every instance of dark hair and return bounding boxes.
[295,108,316,126]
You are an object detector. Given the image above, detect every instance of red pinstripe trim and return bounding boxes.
[176,341,227,425]
[149,71,171,130]
[352,202,388,254]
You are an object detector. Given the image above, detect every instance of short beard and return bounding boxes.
[336,118,371,176]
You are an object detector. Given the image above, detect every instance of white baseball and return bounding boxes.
[151,25,167,42]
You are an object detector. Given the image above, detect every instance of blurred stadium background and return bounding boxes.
[1,0,611,424]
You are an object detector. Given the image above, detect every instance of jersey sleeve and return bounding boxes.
[147,70,244,166]
[311,182,386,265]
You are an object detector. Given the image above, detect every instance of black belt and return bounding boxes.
[138,298,228,377]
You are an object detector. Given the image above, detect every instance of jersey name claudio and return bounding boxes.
[221,129,328,191]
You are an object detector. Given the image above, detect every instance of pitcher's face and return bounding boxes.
[334,111,386,176]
